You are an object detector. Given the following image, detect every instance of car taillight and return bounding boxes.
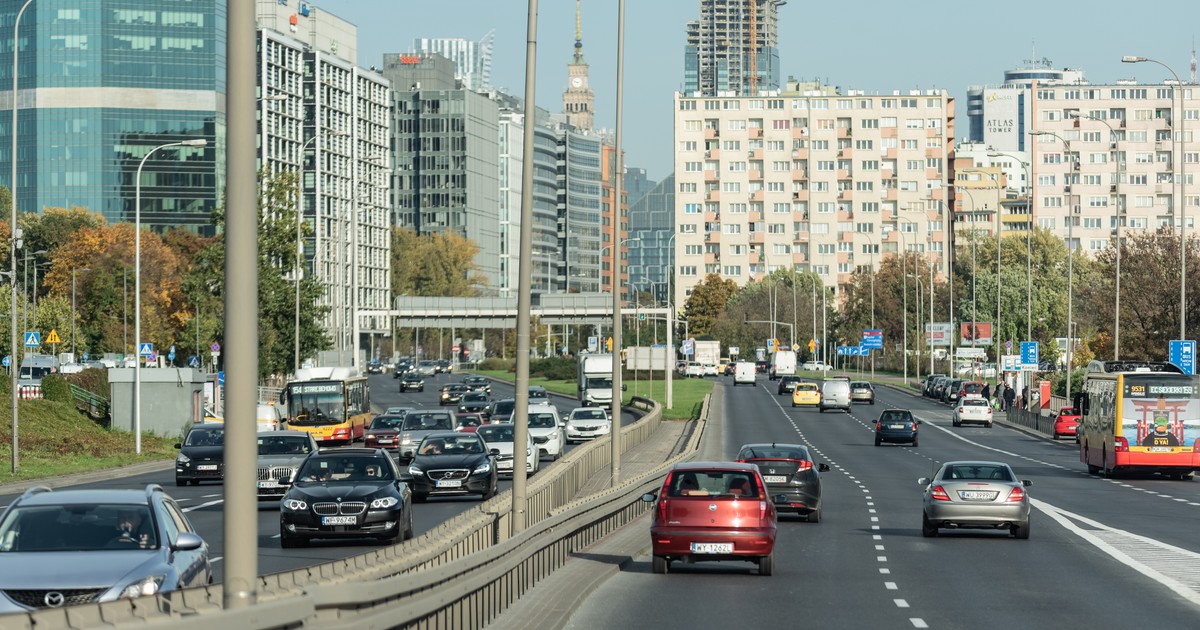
[735,459,746,463]
[796,460,813,471]
[1006,487,1025,502]
[931,485,951,501]
[911,421,918,431]
[1114,436,1129,453]
[957,407,964,414]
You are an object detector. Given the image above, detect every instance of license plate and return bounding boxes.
[691,542,733,554]
[436,479,463,488]
[763,475,787,483]
[197,464,218,471]
[377,438,394,443]
[257,480,278,488]
[889,424,906,429]
[322,516,357,526]
[1150,446,1172,452]
[959,491,998,501]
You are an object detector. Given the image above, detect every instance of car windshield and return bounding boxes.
[739,446,808,460]
[184,428,223,446]
[942,464,1013,482]
[963,382,984,394]
[492,401,516,415]
[257,435,313,455]
[462,392,488,403]
[1059,408,1077,416]
[529,389,548,399]
[402,412,454,431]
[797,384,818,392]
[571,409,606,421]
[419,435,485,455]
[296,456,393,482]
[529,413,557,429]
[0,503,159,552]
[477,425,515,444]
[961,399,989,408]
[403,374,422,380]
[456,415,483,428]
[384,407,410,415]
[851,382,870,389]
[370,416,404,430]
[667,470,760,499]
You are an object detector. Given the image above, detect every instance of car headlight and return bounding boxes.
[473,462,491,474]
[370,496,399,509]
[408,465,424,476]
[401,434,413,445]
[526,447,533,456]
[119,575,165,599]
[176,454,191,465]
[282,498,308,511]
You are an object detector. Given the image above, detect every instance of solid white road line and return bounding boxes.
[182,499,224,513]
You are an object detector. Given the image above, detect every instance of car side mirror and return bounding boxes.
[818,463,830,472]
[174,443,182,449]
[915,420,922,425]
[1022,480,1032,487]
[621,384,628,391]
[641,492,657,503]
[490,448,501,456]
[917,477,930,485]
[171,532,205,552]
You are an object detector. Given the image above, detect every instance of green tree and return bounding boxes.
[681,273,738,338]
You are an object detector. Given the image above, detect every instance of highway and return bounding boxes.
[0,370,637,583]
[567,376,1200,629]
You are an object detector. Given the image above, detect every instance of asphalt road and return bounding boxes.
[567,376,1200,629]
[0,370,638,583]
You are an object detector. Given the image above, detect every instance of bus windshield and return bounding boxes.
[286,382,346,427]
[1121,376,1200,449]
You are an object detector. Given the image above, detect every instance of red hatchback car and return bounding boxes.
[642,461,778,575]
[1054,407,1081,440]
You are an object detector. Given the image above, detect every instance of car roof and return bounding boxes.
[422,430,475,440]
[257,430,312,437]
[670,461,760,473]
[14,486,161,507]
[188,422,225,430]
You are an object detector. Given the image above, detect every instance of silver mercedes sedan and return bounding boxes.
[918,461,1031,539]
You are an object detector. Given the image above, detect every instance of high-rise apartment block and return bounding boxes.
[683,0,783,96]
[412,31,495,92]
[672,82,955,309]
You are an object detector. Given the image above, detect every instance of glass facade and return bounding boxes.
[2,1,224,232]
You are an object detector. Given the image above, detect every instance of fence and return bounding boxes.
[14,394,705,629]
[68,384,110,421]
[1004,394,1068,437]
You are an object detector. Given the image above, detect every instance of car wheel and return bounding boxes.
[405,512,415,540]
[921,513,938,538]
[874,437,882,447]
[280,528,307,548]
[986,422,993,428]
[870,399,875,405]
[175,478,186,487]
[483,481,497,500]
[911,437,919,447]
[757,553,774,576]
[952,419,959,427]
[652,555,670,574]
[819,407,825,413]
[189,479,201,486]
[807,508,821,523]
[1012,520,1031,539]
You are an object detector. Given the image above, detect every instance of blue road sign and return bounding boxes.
[168,351,176,362]
[217,371,225,386]
[861,329,883,349]
[682,338,695,355]
[1169,340,1196,375]
[189,356,200,368]
[2,356,9,367]
[139,343,154,356]
[1020,342,1039,368]
[24,332,40,347]
[82,353,89,361]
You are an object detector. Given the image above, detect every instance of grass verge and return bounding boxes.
[473,370,713,420]
[0,398,176,485]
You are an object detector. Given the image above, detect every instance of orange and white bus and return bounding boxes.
[283,367,370,444]
[1074,360,1200,479]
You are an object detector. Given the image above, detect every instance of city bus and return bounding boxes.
[282,367,371,444]
[1074,360,1200,479]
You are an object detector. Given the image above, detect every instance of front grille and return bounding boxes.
[257,466,295,482]
[429,469,470,481]
[532,435,549,444]
[4,589,104,609]
[313,501,367,516]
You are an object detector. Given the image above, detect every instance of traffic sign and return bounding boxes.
[1005,340,1013,351]
[24,332,39,347]
[45,329,61,344]
[139,343,154,356]
[210,341,221,353]
[168,351,176,362]
[147,351,157,363]
[1169,340,1196,375]
[189,356,200,368]
[729,346,740,356]
[1,356,8,367]
[807,339,817,353]
[83,353,89,361]
[217,371,225,386]
[861,329,883,349]
[682,338,695,355]
[792,343,800,352]
[1020,342,1039,369]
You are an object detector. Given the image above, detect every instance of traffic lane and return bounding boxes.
[780,386,1200,628]
[874,385,1200,554]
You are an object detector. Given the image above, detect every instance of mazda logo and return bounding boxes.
[43,592,65,608]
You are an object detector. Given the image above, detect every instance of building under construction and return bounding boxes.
[683,0,785,96]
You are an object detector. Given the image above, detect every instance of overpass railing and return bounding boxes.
[14,394,707,630]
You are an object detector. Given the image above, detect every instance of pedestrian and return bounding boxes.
[1004,385,1016,411]
[982,383,991,402]
[996,383,1007,411]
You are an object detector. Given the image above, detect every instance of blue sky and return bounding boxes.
[315,0,1197,183]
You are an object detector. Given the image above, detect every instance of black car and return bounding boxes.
[440,383,472,405]
[776,375,804,395]
[462,375,492,396]
[278,448,414,547]
[457,391,491,415]
[874,409,919,446]
[174,423,226,486]
[366,360,383,375]
[392,360,414,378]
[402,431,498,502]
[436,359,453,374]
[399,372,425,393]
[489,398,517,423]
[736,442,830,522]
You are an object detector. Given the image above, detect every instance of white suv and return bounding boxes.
[527,407,566,460]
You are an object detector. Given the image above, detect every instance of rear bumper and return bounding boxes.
[925,501,1029,527]
[876,431,917,443]
[768,486,821,513]
[650,527,776,559]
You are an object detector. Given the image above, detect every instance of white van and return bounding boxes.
[256,404,285,432]
[733,361,757,385]
[819,380,852,412]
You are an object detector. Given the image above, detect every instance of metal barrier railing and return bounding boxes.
[14,394,699,629]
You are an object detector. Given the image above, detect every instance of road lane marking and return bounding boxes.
[894,599,909,608]
[911,619,929,628]
[211,556,223,563]
[885,582,898,590]
[182,499,224,513]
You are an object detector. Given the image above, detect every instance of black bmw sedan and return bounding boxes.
[402,431,498,502]
[278,448,413,547]
[736,442,830,522]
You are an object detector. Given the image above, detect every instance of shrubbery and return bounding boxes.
[40,374,71,403]
[478,357,514,372]
[530,357,576,381]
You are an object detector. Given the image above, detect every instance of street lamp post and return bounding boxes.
[664,233,676,412]
[1123,56,1186,341]
[1032,130,1074,403]
[10,0,34,474]
[71,267,90,358]
[135,139,208,454]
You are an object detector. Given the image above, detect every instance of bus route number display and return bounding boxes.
[292,383,340,394]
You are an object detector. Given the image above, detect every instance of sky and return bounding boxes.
[316,0,1198,183]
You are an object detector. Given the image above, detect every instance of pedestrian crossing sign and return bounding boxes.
[23,332,39,347]
[139,343,154,356]
[45,329,61,344]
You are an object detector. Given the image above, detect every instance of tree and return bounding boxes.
[681,273,738,338]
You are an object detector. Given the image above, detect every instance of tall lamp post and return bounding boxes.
[1067,113,1124,358]
[71,267,90,358]
[135,138,208,454]
[664,233,676,412]
[1123,56,1186,341]
[9,0,34,474]
[1032,130,1074,403]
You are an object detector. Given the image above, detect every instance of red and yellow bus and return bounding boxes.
[283,368,371,444]
[1075,360,1200,479]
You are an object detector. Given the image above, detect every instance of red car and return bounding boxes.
[1054,407,1080,440]
[363,414,404,450]
[454,412,485,433]
[642,461,777,575]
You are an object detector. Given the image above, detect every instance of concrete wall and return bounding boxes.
[108,368,208,438]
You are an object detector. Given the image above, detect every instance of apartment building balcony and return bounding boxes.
[750,210,765,222]
[752,189,765,201]
[704,252,720,264]
[751,128,764,138]
[749,148,763,160]
[792,190,809,202]
[704,169,719,182]
[839,146,854,158]
[704,148,721,159]
[839,189,854,200]
[791,169,807,180]
[793,127,809,140]
[837,127,852,138]
[837,168,853,179]
[705,127,720,140]
[791,147,808,159]
[704,210,720,221]
[793,231,809,243]
[926,127,942,138]
[704,231,721,243]
[885,147,898,159]
[750,170,764,180]
[882,127,899,138]
[884,188,898,201]
[749,230,765,244]
[705,189,720,201]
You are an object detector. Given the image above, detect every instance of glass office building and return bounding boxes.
[1,1,222,233]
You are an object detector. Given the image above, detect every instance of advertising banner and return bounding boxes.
[961,322,993,346]
[925,323,953,347]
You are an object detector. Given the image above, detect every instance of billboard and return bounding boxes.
[961,322,993,346]
[925,323,953,347]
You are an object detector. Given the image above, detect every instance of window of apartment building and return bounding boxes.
[722,223,740,234]
[855,139,874,150]
[1128,174,1147,185]
[1083,174,1103,186]
[767,223,786,234]
[1042,196,1063,207]
[748,100,764,110]
[860,160,880,171]
[722,140,741,150]
[679,140,697,151]
[749,183,764,194]
[748,118,764,129]
[813,265,830,276]
[1082,131,1102,143]
[723,101,741,111]
[685,120,703,131]
[897,139,914,150]
[860,202,879,213]
[722,265,742,276]
[705,202,719,213]
[728,161,747,172]
[1188,152,1200,164]
[880,99,896,108]
[766,183,785,194]
[816,160,835,171]
[811,224,830,236]
[679,100,697,110]
[772,119,791,130]
[767,99,785,110]
[678,224,698,234]
[1129,130,1148,142]
[898,98,916,109]
[1038,217,1056,230]
[767,140,786,151]
[927,157,943,170]
[881,117,899,128]
[704,100,720,110]
[1134,195,1154,207]
[704,119,720,130]
[834,263,851,273]
[705,159,720,170]
[813,181,829,192]
[1157,151,1172,164]
[728,203,748,214]
[905,118,922,129]
[684,244,703,255]
[729,119,747,130]
[679,182,698,193]
[899,181,918,192]
[835,99,852,110]
[1128,217,1148,228]
[861,242,880,256]
[1129,88,1147,99]
[861,118,879,129]
[1088,153,1109,165]
[1110,88,1127,99]
[815,118,835,130]
[856,181,874,191]
[1135,109,1156,121]
[1134,152,1153,164]
[1037,174,1057,187]
[772,244,791,256]
[835,241,853,253]
[684,161,702,172]
[810,99,829,110]
[816,202,835,214]
[772,160,789,171]
[683,203,701,214]
[679,266,697,276]
[1041,152,1063,165]
[905,159,922,170]
[771,202,789,213]
[1086,239,1105,251]
[723,182,741,192]
[811,139,829,150]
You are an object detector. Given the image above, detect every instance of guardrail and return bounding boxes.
[12,394,704,629]
[68,383,110,421]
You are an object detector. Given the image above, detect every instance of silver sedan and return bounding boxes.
[918,461,1031,539]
